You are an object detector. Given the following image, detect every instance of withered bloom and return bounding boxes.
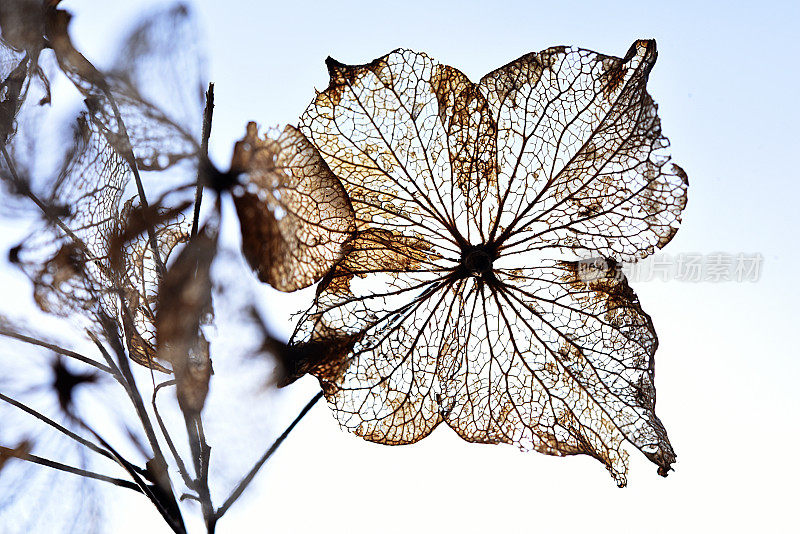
[9,2,202,373]
[294,41,687,485]
[14,112,191,373]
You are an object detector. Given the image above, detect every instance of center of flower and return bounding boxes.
[459,243,496,278]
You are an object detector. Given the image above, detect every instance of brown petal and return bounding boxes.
[155,224,215,415]
[232,122,355,292]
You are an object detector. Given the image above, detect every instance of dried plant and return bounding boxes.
[0,0,688,532]
[293,44,687,486]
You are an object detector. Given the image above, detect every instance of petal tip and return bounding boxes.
[325,56,345,80]
[625,39,658,65]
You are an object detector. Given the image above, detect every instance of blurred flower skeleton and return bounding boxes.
[2,2,217,532]
[0,0,688,531]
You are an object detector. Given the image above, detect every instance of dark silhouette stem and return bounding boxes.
[214,390,324,520]
[0,391,114,462]
[183,412,215,532]
[192,82,214,238]
[78,419,187,534]
[0,328,113,374]
[90,321,168,477]
[0,446,142,492]
[152,380,194,487]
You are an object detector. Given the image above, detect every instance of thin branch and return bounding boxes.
[197,417,210,487]
[0,391,115,462]
[196,416,215,533]
[86,329,124,384]
[94,316,168,471]
[185,84,217,532]
[100,91,167,279]
[183,412,215,532]
[152,379,193,487]
[191,82,214,238]
[215,390,324,520]
[0,328,113,374]
[0,446,141,492]
[77,419,187,534]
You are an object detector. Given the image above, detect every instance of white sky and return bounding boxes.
[4,0,800,532]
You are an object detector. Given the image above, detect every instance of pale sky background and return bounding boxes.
[3,0,800,532]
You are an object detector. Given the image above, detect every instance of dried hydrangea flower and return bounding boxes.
[294,41,687,486]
